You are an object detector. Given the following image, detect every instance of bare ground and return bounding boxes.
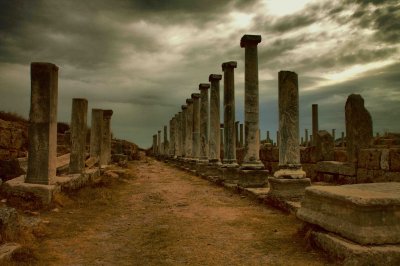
[11,156,335,265]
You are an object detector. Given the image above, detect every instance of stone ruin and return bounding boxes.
[153,34,400,264]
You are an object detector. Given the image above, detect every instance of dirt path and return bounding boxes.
[25,156,333,265]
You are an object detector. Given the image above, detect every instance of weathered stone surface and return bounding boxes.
[316,161,356,176]
[334,149,347,162]
[192,93,201,160]
[0,242,22,263]
[185,99,194,158]
[381,149,390,170]
[0,119,28,160]
[69,98,88,174]
[209,74,222,164]
[297,183,400,245]
[237,169,268,188]
[222,61,238,165]
[311,231,400,266]
[85,157,98,168]
[390,148,400,171]
[0,159,25,182]
[100,110,113,165]
[358,148,381,170]
[0,207,20,241]
[90,109,103,160]
[218,166,239,184]
[199,84,210,162]
[314,130,334,161]
[26,62,59,185]
[345,94,373,164]
[312,104,318,146]
[180,105,187,157]
[267,177,311,199]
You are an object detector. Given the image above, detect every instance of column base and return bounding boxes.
[240,161,265,170]
[267,176,311,200]
[218,164,239,184]
[237,169,269,188]
[274,168,306,179]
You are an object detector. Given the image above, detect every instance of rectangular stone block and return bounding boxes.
[267,177,311,200]
[297,183,400,245]
[218,167,239,184]
[237,169,268,188]
[390,149,400,172]
[358,148,381,169]
[316,161,356,176]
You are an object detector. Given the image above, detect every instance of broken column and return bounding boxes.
[185,98,194,159]
[157,130,161,156]
[69,98,88,174]
[152,134,157,155]
[209,74,222,165]
[312,104,318,146]
[332,129,336,142]
[100,110,113,165]
[90,109,103,161]
[199,83,210,163]
[345,94,373,164]
[267,71,310,200]
[192,93,201,161]
[238,34,267,187]
[26,62,59,184]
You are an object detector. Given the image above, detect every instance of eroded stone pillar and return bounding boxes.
[240,34,263,170]
[332,129,336,142]
[181,105,187,158]
[341,132,345,147]
[163,125,168,156]
[157,130,161,155]
[192,93,201,160]
[185,99,194,158]
[100,110,113,165]
[222,61,238,166]
[345,94,373,164]
[305,129,309,146]
[69,98,88,174]
[90,109,103,160]
[199,84,210,162]
[209,74,222,164]
[169,118,174,156]
[312,104,318,146]
[240,124,244,147]
[174,114,181,157]
[26,62,59,184]
[274,71,305,179]
[153,134,157,155]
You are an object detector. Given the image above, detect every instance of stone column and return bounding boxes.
[174,114,181,157]
[26,62,58,184]
[275,71,305,177]
[185,99,194,158]
[267,71,310,200]
[222,61,238,165]
[312,104,318,145]
[153,134,157,155]
[181,105,187,158]
[235,121,239,148]
[157,130,161,155]
[199,84,210,162]
[341,132,345,147]
[240,34,264,169]
[266,131,270,143]
[332,129,336,142]
[169,118,174,156]
[276,131,280,147]
[305,129,309,146]
[209,74,222,164]
[90,109,103,160]
[220,127,224,149]
[163,125,168,156]
[100,110,113,165]
[345,94,373,164]
[240,124,244,147]
[69,98,88,174]
[192,93,201,160]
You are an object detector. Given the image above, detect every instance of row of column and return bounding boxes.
[26,62,114,185]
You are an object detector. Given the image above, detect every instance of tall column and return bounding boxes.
[26,62,58,184]
[181,105,187,158]
[240,34,263,169]
[235,121,239,148]
[266,131,270,143]
[222,61,238,165]
[100,110,113,165]
[332,129,336,141]
[276,131,280,147]
[192,93,201,160]
[153,134,157,155]
[199,84,210,162]
[341,132,345,147]
[174,114,181,157]
[274,71,305,178]
[157,130,161,155]
[305,129,309,146]
[169,118,174,156]
[69,98,88,174]
[90,109,103,160]
[312,104,318,145]
[163,125,168,156]
[267,71,310,201]
[220,128,224,150]
[185,99,194,158]
[209,74,222,164]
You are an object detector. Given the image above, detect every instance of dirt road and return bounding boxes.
[24,157,333,265]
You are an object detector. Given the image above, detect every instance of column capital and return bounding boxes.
[181,105,187,110]
[222,61,237,71]
[103,109,113,118]
[209,74,222,81]
[199,83,210,90]
[240,34,262,48]
[191,93,200,99]
[186,98,193,104]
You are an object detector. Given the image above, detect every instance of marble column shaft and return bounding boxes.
[174,114,181,157]
[69,98,88,174]
[222,61,238,165]
[181,105,187,157]
[240,34,263,168]
[26,62,59,184]
[90,109,103,160]
[100,110,113,165]
[199,84,210,161]
[169,118,174,156]
[209,74,222,163]
[192,93,201,159]
[185,99,194,158]
[163,125,168,155]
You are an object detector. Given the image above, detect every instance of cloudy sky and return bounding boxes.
[0,0,399,148]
